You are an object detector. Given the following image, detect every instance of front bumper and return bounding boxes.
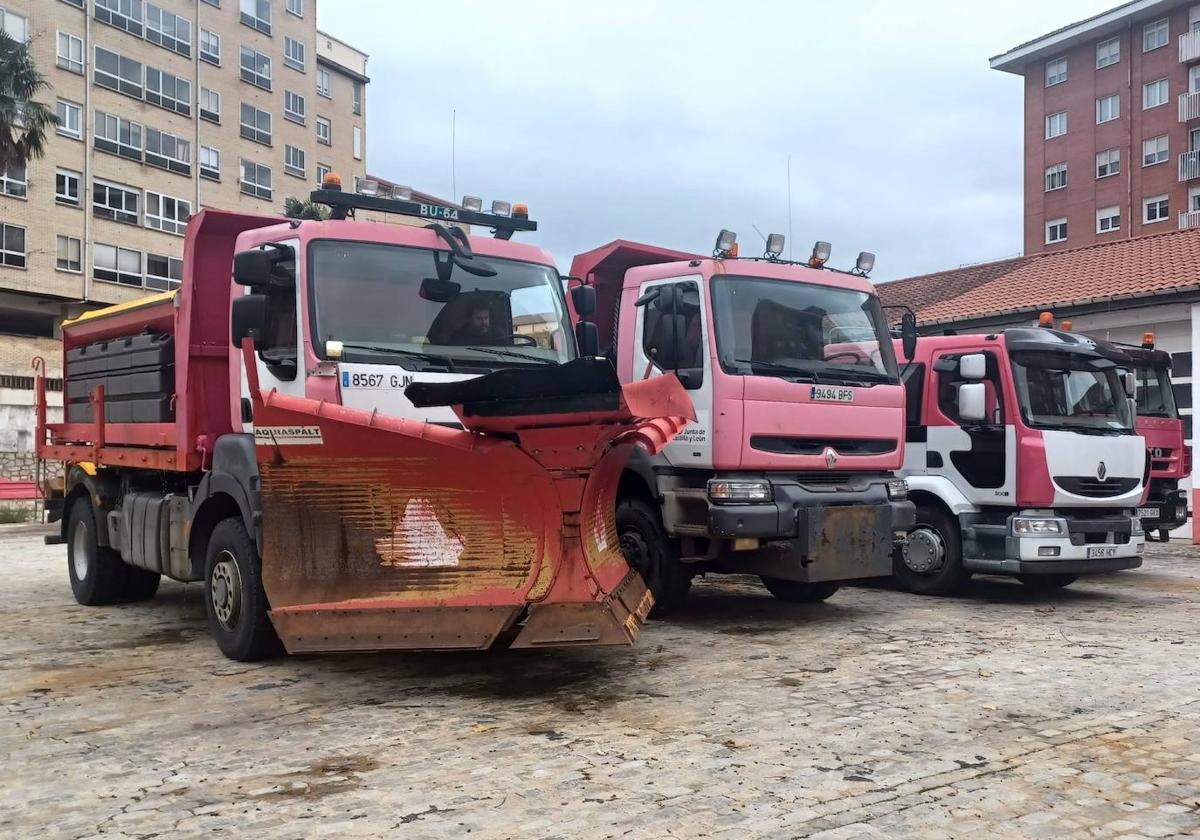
[707,477,914,583]
[963,511,1144,576]
[1137,487,1188,532]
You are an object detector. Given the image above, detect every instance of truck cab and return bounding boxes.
[570,234,915,610]
[895,327,1146,594]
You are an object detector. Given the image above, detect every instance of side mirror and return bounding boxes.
[651,314,687,371]
[959,353,987,381]
[233,249,273,287]
[571,284,596,318]
[958,382,987,422]
[901,312,918,362]
[575,321,599,357]
[1123,370,1137,399]
[231,293,269,348]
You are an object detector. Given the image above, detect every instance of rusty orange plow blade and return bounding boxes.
[250,359,692,653]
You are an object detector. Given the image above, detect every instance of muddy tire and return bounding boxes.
[204,517,283,661]
[1016,573,1077,592]
[616,496,692,614]
[66,496,131,606]
[760,578,840,603]
[893,504,970,596]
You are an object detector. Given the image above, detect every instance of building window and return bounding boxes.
[1045,218,1067,244]
[146,128,192,175]
[0,223,26,268]
[240,103,272,145]
[353,126,363,160]
[56,168,81,205]
[1191,185,1200,212]
[285,144,306,178]
[56,99,82,139]
[1,7,27,40]
[316,116,331,145]
[316,162,330,185]
[94,111,143,160]
[284,90,306,124]
[1143,134,1169,166]
[94,0,143,38]
[240,159,272,200]
[1143,17,1168,52]
[200,145,220,181]
[94,46,143,99]
[240,46,272,91]
[1145,195,1169,223]
[146,3,191,58]
[145,253,183,290]
[317,67,331,97]
[56,235,82,273]
[286,0,303,16]
[1045,111,1067,139]
[94,243,142,286]
[239,0,270,34]
[352,81,362,115]
[1096,206,1120,234]
[1045,57,1067,86]
[0,163,27,198]
[1096,94,1119,124]
[145,191,191,235]
[93,179,140,225]
[1096,36,1120,68]
[284,37,305,71]
[200,87,220,123]
[201,0,218,6]
[145,67,191,116]
[1144,78,1169,109]
[200,28,220,65]
[56,31,84,74]
[1096,148,1121,178]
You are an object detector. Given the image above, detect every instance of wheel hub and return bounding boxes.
[72,521,90,581]
[903,527,945,575]
[619,531,651,578]
[211,551,243,631]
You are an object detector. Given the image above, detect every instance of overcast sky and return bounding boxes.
[319,0,1111,282]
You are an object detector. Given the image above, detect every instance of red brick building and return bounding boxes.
[992,1,1200,255]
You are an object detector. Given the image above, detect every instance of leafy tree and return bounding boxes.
[283,196,331,220]
[0,31,57,171]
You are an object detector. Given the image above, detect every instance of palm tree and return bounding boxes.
[283,196,330,220]
[0,31,57,171]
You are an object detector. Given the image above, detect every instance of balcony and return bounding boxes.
[1181,91,1200,122]
[1182,30,1200,63]
[1180,210,1200,230]
[1181,150,1200,181]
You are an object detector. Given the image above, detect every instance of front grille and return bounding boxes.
[1054,476,1139,498]
[750,435,896,456]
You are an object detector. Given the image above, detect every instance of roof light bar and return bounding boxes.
[765,233,785,260]
[854,251,875,276]
[310,188,537,237]
[809,241,831,267]
[462,195,484,212]
[714,229,737,258]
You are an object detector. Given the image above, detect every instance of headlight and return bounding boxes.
[886,479,908,501]
[1131,518,1144,536]
[1012,517,1064,535]
[708,479,772,503]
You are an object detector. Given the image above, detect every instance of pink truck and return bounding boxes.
[568,234,916,610]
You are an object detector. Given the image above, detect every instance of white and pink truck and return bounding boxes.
[569,234,916,610]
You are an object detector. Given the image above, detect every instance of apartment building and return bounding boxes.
[0,0,368,395]
[992,1,1200,255]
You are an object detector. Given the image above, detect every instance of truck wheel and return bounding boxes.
[1016,574,1077,592]
[760,578,840,603]
[893,504,970,596]
[66,496,127,606]
[204,517,283,661]
[617,497,692,614]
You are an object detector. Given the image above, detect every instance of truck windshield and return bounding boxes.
[711,276,899,384]
[308,240,573,368]
[1010,350,1133,432]
[1134,364,1178,418]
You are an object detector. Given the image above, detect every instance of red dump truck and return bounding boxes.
[35,184,692,661]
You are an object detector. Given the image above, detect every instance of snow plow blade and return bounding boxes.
[250,358,692,653]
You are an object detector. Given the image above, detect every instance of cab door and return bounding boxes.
[926,350,1016,505]
[237,239,305,431]
[630,275,713,468]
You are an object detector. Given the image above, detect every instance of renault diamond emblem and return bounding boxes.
[1097,461,1107,481]
[824,447,838,470]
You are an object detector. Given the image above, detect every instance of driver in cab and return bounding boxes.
[447,302,505,346]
